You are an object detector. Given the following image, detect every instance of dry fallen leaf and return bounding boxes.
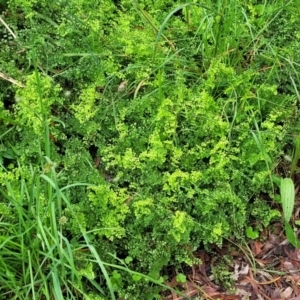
[281,286,293,298]
[283,261,299,273]
[256,270,274,282]
[234,286,252,300]
[232,262,249,280]
[118,80,128,92]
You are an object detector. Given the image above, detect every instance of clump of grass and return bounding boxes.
[0,164,112,299]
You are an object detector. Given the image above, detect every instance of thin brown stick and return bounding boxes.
[0,16,16,39]
[0,71,24,87]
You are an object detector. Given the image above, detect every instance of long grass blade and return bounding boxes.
[151,3,215,61]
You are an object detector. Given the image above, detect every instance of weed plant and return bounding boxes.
[0,0,300,298]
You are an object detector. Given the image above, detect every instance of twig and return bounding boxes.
[0,71,24,87]
[0,16,17,39]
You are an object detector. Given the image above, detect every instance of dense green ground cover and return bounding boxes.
[0,0,300,298]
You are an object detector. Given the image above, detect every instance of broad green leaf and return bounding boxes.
[246,226,259,239]
[132,274,142,282]
[176,273,186,283]
[285,222,300,249]
[125,256,133,264]
[280,178,295,222]
[272,175,281,188]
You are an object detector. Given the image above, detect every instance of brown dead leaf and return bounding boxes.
[94,156,101,168]
[270,288,283,300]
[283,261,299,273]
[167,281,199,300]
[118,80,128,92]
[250,240,264,256]
[254,258,269,267]
[281,286,293,298]
[234,288,252,300]
[260,234,281,259]
[182,281,202,299]
[0,71,24,87]
[232,262,249,280]
[256,270,274,282]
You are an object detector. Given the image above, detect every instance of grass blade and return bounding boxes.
[285,222,300,249]
[150,2,215,61]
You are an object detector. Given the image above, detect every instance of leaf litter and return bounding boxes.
[161,174,300,300]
